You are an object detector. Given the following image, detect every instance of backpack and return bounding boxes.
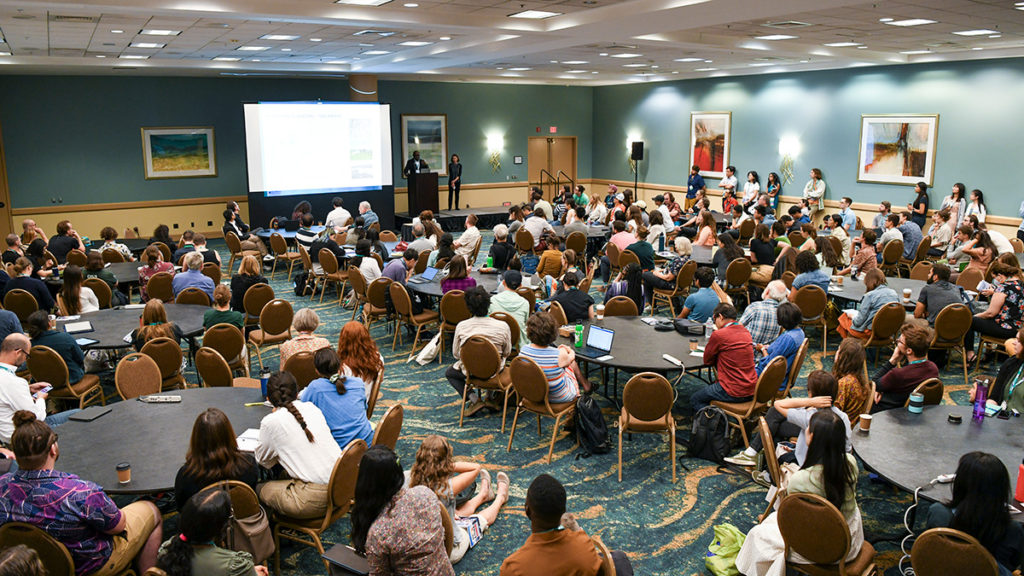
[293,270,309,296]
[574,394,610,456]
[689,406,730,463]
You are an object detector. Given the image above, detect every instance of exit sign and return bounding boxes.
[549,126,557,133]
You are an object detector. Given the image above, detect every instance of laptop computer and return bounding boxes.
[576,325,614,359]
[408,267,439,284]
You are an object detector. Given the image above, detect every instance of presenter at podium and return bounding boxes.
[402,150,429,179]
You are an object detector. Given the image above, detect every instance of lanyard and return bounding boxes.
[1006,365,1024,401]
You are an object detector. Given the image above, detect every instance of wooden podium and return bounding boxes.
[407,172,438,215]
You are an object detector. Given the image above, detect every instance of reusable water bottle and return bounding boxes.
[260,368,271,399]
[1015,457,1024,503]
[973,378,988,422]
[575,321,584,348]
[658,235,665,252]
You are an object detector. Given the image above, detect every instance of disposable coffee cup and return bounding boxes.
[903,288,912,303]
[859,414,872,432]
[116,462,131,484]
[689,338,698,352]
[595,304,605,320]
[837,276,844,286]
[831,275,839,284]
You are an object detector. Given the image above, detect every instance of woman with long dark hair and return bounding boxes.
[907,181,929,229]
[149,224,174,247]
[962,189,988,225]
[942,182,967,226]
[695,211,717,247]
[156,489,267,576]
[926,452,1024,573]
[815,235,844,272]
[440,254,476,294]
[350,445,454,575]
[712,233,745,282]
[831,338,871,421]
[447,153,462,211]
[174,408,259,511]
[428,233,456,267]
[604,262,645,313]
[963,230,998,275]
[131,299,183,351]
[24,239,55,280]
[765,172,782,211]
[298,347,374,449]
[60,265,99,315]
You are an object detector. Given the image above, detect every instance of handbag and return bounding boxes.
[225,504,275,564]
[411,333,442,365]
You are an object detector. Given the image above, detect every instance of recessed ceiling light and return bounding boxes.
[439,36,451,40]
[562,60,588,65]
[704,60,713,63]
[741,42,769,51]
[695,67,717,72]
[598,52,608,56]
[857,46,868,49]
[824,42,861,47]
[130,42,165,48]
[972,47,984,51]
[565,70,587,73]
[140,29,180,36]
[261,34,300,41]
[310,38,322,42]
[252,59,261,62]
[989,34,1002,38]
[672,71,678,74]
[755,34,797,40]
[326,60,347,64]
[508,67,532,71]
[111,29,124,34]
[95,54,106,58]
[398,41,432,46]
[591,71,598,74]
[213,56,240,61]
[508,10,561,19]
[404,2,418,6]
[900,50,931,55]
[363,50,390,55]
[611,53,642,58]
[885,19,937,27]
[953,29,999,36]
[336,0,393,5]
[674,57,702,62]
[237,46,270,51]
[748,62,774,67]
[878,18,893,22]
[622,63,647,67]
[0,52,11,56]
[281,48,291,52]
[119,54,148,59]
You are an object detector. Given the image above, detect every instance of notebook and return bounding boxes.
[62,321,93,334]
[236,428,260,452]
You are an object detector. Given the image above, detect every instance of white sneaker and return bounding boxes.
[724,451,757,467]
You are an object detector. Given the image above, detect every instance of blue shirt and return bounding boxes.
[793,269,830,293]
[684,287,719,323]
[757,327,805,378]
[361,210,379,227]
[298,376,374,449]
[382,259,408,284]
[0,309,22,343]
[171,269,215,300]
[898,222,922,259]
[840,207,857,232]
[687,173,706,198]
[851,286,900,332]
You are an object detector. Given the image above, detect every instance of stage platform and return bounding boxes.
[396,206,508,240]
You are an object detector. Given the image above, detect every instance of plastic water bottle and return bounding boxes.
[1015,457,1024,503]
[973,378,988,422]
[575,321,584,348]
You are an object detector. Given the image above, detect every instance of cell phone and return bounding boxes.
[33,384,53,399]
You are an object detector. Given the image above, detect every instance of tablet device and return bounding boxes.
[63,321,94,334]
[75,337,99,347]
[322,545,369,575]
[69,405,112,422]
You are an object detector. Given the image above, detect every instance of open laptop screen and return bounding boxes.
[586,325,614,352]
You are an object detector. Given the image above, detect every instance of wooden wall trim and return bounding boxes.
[393,180,525,195]
[11,195,248,216]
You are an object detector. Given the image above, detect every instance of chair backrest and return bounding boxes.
[298,244,313,273]
[201,261,221,285]
[605,295,638,317]
[956,268,983,291]
[780,338,810,398]
[509,356,550,404]
[434,257,450,270]
[617,249,640,270]
[869,302,906,342]
[462,336,503,382]
[224,231,242,254]
[755,356,789,405]
[153,242,172,263]
[911,527,999,576]
[0,522,75,576]
[490,311,521,350]
[915,235,932,263]
[827,236,843,259]
[414,250,432,274]
[366,278,392,309]
[725,258,752,288]
[4,288,38,323]
[605,242,621,267]
[258,298,294,337]
[758,417,785,490]
[380,230,398,243]
[115,353,162,400]
[195,347,234,387]
[440,290,471,327]
[739,218,756,244]
[140,336,184,380]
[348,265,368,300]
[547,300,569,326]
[389,282,414,318]
[622,372,673,424]
[368,222,381,233]
[28,345,69,389]
[66,249,88,267]
[200,479,262,519]
[243,283,275,321]
[515,228,535,252]
[270,233,289,256]
[372,253,384,271]
[438,501,454,557]
[366,366,385,418]
[781,270,796,290]
[566,231,587,255]
[882,239,904,266]
[675,259,698,293]
[203,323,246,364]
[932,304,972,345]
[372,403,404,450]
[469,236,483,266]
[777,493,852,566]
[323,439,369,529]
[283,350,317,390]
[319,248,339,275]
[56,293,70,316]
[860,381,877,418]
[176,287,211,306]
[911,377,944,406]
[146,272,174,303]
[793,285,827,320]
[787,231,804,247]
[515,286,536,312]
[144,568,169,576]
[82,277,112,309]
[909,260,933,281]
[102,248,125,264]
[1011,237,1024,254]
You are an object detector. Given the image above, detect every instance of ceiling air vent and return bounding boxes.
[761,21,813,29]
[48,14,100,24]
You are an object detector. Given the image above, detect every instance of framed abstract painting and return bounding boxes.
[689,112,731,179]
[857,114,938,186]
[141,127,216,179]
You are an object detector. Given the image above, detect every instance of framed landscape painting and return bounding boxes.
[401,114,448,177]
[857,114,938,186]
[689,112,731,178]
[141,127,216,179]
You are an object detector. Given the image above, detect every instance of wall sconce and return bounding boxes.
[778,135,801,186]
[486,132,503,173]
[626,132,642,173]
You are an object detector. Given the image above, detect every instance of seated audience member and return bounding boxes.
[789,250,830,298]
[447,286,512,414]
[986,327,1024,411]
[407,223,434,253]
[832,338,872,421]
[897,211,923,260]
[984,224,1015,255]
[325,196,352,229]
[712,233,745,282]
[344,217,366,246]
[872,324,939,411]
[229,255,267,313]
[172,252,215,301]
[549,272,594,323]
[352,239,381,285]
[26,310,88,384]
[546,249,585,298]
[815,235,844,273]
[625,226,656,271]
[641,236,693,306]
[24,239,56,280]
[962,230,997,275]
[149,224,174,247]
[60,265,99,315]
[131,299,184,351]
[409,435,510,564]
[85,251,128,306]
[679,267,729,323]
[927,209,954,256]
[171,230,197,266]
[428,234,456,268]
[384,249,431,316]
[691,303,756,412]
[965,261,1024,364]
[486,224,515,272]
[489,270,531,345]
[537,236,564,278]
[157,489,268,576]
[755,301,805,376]
[203,284,244,330]
[299,347,374,450]
[839,229,878,276]
[599,220,633,282]
[351,445,455,576]
[926,452,1024,575]
[726,370,851,467]
[441,254,477,294]
[0,333,75,445]
[500,474,602,576]
[20,218,47,246]
[138,245,175,302]
[192,233,220,266]
[737,410,863,576]
[365,228,389,261]
[726,204,751,240]
[279,308,330,366]
[877,213,903,255]
[96,226,134,262]
[173,407,259,512]
[256,372,341,519]
[454,214,481,262]
[5,257,55,311]
[0,308,21,344]
[0,545,46,575]
[797,223,817,251]
[871,201,891,231]
[748,224,777,286]
[914,263,964,325]
[787,205,809,231]
[3,233,24,265]
[603,262,645,314]
[519,312,589,401]
[565,206,590,238]
[524,207,555,249]
[223,205,268,257]
[294,214,318,252]
[46,220,85,264]
[837,269,898,339]
[0,411,163,575]
[358,201,379,228]
[825,214,851,265]
[337,320,384,384]
[741,280,788,350]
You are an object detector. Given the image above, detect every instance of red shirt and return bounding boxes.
[703,322,757,398]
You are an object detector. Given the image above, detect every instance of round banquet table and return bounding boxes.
[852,405,1024,502]
[56,387,271,494]
[255,225,326,241]
[105,261,145,287]
[56,304,208,350]
[85,238,149,258]
[555,316,710,372]
[405,270,501,299]
[829,276,925,310]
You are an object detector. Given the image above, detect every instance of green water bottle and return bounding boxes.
[486,256,493,268]
[575,321,583,348]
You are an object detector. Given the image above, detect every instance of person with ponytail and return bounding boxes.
[0,410,163,575]
[297,346,374,450]
[350,445,454,576]
[737,410,863,576]
[0,545,46,576]
[130,299,183,351]
[156,490,267,576]
[254,371,340,520]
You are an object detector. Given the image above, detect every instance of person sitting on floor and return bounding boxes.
[871,323,939,411]
[298,347,374,451]
[691,303,756,412]
[447,286,512,416]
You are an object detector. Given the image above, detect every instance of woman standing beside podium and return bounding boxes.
[448,153,462,211]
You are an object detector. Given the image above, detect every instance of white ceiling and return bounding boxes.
[0,0,1023,84]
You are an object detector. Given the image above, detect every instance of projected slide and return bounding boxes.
[243,102,392,196]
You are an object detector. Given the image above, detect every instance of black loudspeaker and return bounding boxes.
[631,141,644,161]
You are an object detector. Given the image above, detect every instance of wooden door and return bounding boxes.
[527,136,577,200]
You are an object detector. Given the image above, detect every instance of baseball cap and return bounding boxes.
[615,193,625,201]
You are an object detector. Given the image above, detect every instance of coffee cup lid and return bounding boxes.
[116,462,130,470]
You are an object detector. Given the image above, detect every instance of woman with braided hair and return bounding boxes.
[255,371,341,519]
[156,489,267,576]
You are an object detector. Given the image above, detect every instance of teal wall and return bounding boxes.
[592,57,1024,217]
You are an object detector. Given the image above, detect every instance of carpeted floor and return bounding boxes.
[102,234,988,575]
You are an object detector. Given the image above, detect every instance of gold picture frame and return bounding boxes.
[141,126,217,179]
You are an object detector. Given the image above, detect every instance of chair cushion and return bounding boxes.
[411,310,440,324]
[248,330,290,345]
[619,412,671,432]
[711,399,755,416]
[50,374,101,397]
[795,542,875,576]
[232,377,261,389]
[364,305,387,316]
[522,398,576,415]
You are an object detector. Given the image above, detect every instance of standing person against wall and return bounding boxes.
[802,168,826,218]
[907,181,929,229]
[448,154,462,211]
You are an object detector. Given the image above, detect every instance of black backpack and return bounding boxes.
[688,406,730,463]
[293,270,309,296]
[574,394,610,456]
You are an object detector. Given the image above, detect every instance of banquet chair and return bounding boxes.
[724,257,753,308]
[566,231,587,266]
[591,534,616,576]
[777,338,810,399]
[225,231,259,273]
[272,439,368,575]
[102,249,125,264]
[490,311,521,359]
[618,372,676,483]
[604,242,622,279]
[29,345,104,409]
[197,480,271,563]
[460,336,514,431]
[83,277,113,309]
[516,286,537,314]
[195,347,260,388]
[56,294,70,316]
[439,502,455,557]
[651,260,696,317]
[363,278,392,331]
[175,287,211,306]
[905,378,943,407]
[827,236,843,260]
[372,253,384,271]
[380,230,399,242]
[548,300,569,327]
[777,493,877,576]
[4,288,38,324]
[515,228,535,256]
[388,282,439,353]
[0,522,76,576]
[282,350,317,390]
[346,266,370,321]
[201,262,221,285]
[114,353,162,400]
[242,283,275,328]
[955,268,983,291]
[140,336,186,390]
[604,295,638,317]
[851,302,905,368]
[757,416,786,520]
[711,356,787,449]
[414,250,432,274]
[247,298,293,370]
[269,232,300,280]
[850,382,877,429]
[317,248,348,305]
[439,290,471,363]
[372,403,404,450]
[900,236,931,275]
[468,236,483,267]
[911,527,998,576]
[365,366,385,419]
[298,245,323,298]
[152,242,172,263]
[909,260,933,281]
[793,285,828,353]
[929,303,972,386]
[507,356,578,463]
[66,249,88,267]
[617,249,640,271]
[145,272,174,303]
[203,323,250,376]
[879,240,904,276]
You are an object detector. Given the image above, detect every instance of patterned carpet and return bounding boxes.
[102,233,988,575]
